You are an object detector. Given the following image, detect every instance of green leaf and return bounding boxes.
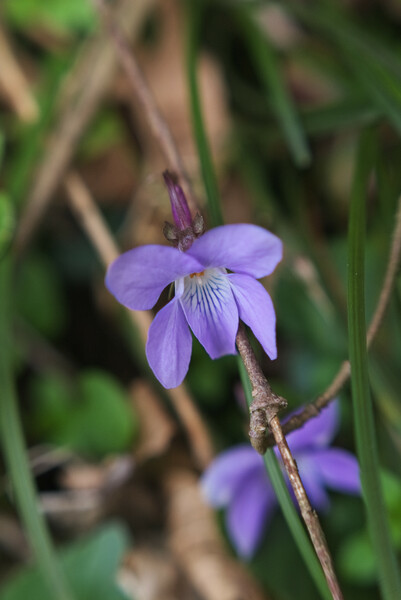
[16,253,66,338]
[338,530,377,584]
[1,523,131,600]
[66,370,137,457]
[237,8,311,167]
[347,129,401,599]
[79,111,126,159]
[30,370,137,457]
[0,192,15,257]
[29,374,72,437]
[339,471,401,584]
[4,0,94,34]
[0,259,74,600]
[186,0,223,227]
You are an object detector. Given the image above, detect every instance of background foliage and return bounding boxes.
[1,0,401,599]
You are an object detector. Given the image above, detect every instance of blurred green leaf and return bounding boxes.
[66,370,137,456]
[282,1,401,136]
[0,192,15,257]
[4,0,94,33]
[1,522,131,600]
[339,530,377,584]
[0,130,4,166]
[339,471,401,583]
[237,7,311,167]
[6,56,71,207]
[16,253,66,338]
[30,374,72,437]
[79,111,126,159]
[30,370,137,458]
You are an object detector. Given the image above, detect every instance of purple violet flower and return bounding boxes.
[201,401,360,559]
[106,175,282,389]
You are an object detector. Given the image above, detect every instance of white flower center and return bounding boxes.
[181,267,230,316]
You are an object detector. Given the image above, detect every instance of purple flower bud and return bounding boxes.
[163,171,205,252]
[163,170,192,231]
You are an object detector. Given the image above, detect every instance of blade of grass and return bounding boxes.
[235,6,311,168]
[0,257,74,600]
[185,11,331,591]
[281,1,401,136]
[186,0,223,227]
[347,129,401,600]
[237,356,332,600]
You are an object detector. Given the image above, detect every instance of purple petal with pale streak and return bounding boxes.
[180,269,238,359]
[286,401,339,453]
[227,467,276,558]
[229,273,277,360]
[201,445,263,507]
[296,455,330,511]
[146,298,192,388]
[312,448,361,494]
[187,224,283,279]
[106,245,203,310]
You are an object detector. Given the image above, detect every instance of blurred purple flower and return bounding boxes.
[201,401,360,559]
[106,224,282,388]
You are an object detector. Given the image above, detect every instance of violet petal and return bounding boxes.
[105,245,203,310]
[146,298,192,388]
[201,445,263,507]
[228,273,277,360]
[187,224,282,278]
[296,455,330,511]
[180,268,238,359]
[312,448,361,494]
[286,401,339,454]
[227,467,276,558]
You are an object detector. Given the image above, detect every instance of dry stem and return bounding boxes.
[236,324,343,600]
[265,195,401,445]
[64,172,214,469]
[0,24,38,122]
[15,0,156,254]
[92,0,198,216]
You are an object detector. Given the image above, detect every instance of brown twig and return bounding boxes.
[92,0,198,216]
[0,24,38,123]
[265,195,401,444]
[64,172,214,469]
[236,324,343,600]
[15,0,157,254]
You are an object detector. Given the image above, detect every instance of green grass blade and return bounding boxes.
[186,0,223,227]
[347,130,401,600]
[0,258,74,600]
[281,1,401,136]
[237,356,331,600]
[237,8,311,168]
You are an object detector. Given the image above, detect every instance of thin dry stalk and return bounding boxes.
[236,324,343,600]
[0,24,38,122]
[92,0,198,216]
[15,0,156,254]
[64,172,214,469]
[268,195,401,443]
[165,469,269,600]
[269,416,342,600]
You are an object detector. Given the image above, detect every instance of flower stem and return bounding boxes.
[262,194,401,445]
[92,0,198,216]
[236,324,343,600]
[347,130,401,599]
[238,357,332,600]
[186,0,224,228]
[0,258,73,600]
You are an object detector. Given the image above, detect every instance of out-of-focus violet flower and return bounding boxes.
[201,401,360,559]
[106,174,282,389]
